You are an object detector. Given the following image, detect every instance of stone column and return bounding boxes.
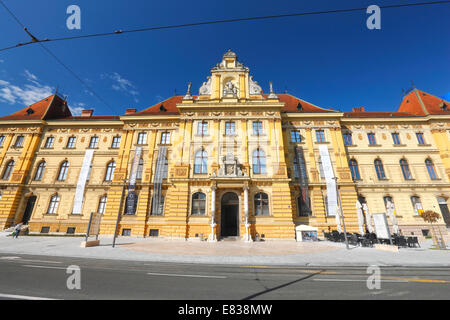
[243,186,252,242]
[208,186,217,242]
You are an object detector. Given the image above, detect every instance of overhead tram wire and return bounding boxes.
[0,0,118,115]
[0,0,450,53]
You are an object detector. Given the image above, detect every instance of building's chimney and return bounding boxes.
[125,108,137,115]
[352,106,365,112]
[81,109,94,117]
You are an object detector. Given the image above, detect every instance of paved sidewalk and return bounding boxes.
[0,233,448,267]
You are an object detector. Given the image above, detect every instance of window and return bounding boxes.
[66,227,76,234]
[383,196,395,212]
[34,161,46,181]
[149,229,159,237]
[252,149,266,174]
[151,195,164,216]
[98,196,107,214]
[349,159,361,180]
[44,137,54,148]
[14,136,24,148]
[160,132,170,145]
[194,149,207,174]
[416,132,425,145]
[367,133,377,145]
[411,196,423,216]
[137,132,147,145]
[122,229,131,236]
[374,159,386,180]
[47,194,60,214]
[66,137,76,149]
[225,122,235,135]
[343,133,353,146]
[425,159,438,180]
[197,122,208,135]
[111,136,121,149]
[57,161,69,181]
[136,158,144,180]
[253,121,263,135]
[2,160,14,180]
[392,133,401,145]
[0,135,5,147]
[291,130,301,143]
[400,159,412,180]
[40,226,50,233]
[89,136,99,148]
[191,192,206,215]
[105,161,116,181]
[254,192,269,216]
[297,196,310,217]
[316,130,325,143]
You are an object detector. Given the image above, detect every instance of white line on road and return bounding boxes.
[313,278,408,283]
[0,293,59,300]
[21,265,67,270]
[147,272,227,279]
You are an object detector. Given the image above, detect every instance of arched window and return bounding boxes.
[34,161,46,181]
[47,194,60,214]
[191,192,206,215]
[98,195,107,214]
[57,161,69,181]
[136,158,144,180]
[194,149,208,174]
[425,159,438,180]
[374,159,386,180]
[400,159,412,180]
[349,159,360,180]
[2,160,15,180]
[104,161,116,181]
[410,196,423,216]
[252,149,266,174]
[254,192,269,216]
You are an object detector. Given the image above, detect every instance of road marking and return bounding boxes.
[22,265,67,270]
[383,277,450,284]
[0,256,21,260]
[147,272,227,279]
[239,266,337,274]
[18,259,62,264]
[313,278,408,283]
[0,293,59,300]
[0,257,62,264]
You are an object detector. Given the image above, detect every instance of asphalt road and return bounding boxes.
[0,252,449,300]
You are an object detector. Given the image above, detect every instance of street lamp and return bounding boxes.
[333,176,349,250]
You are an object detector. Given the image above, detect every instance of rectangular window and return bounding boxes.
[343,133,353,146]
[411,196,423,216]
[149,229,159,237]
[197,122,208,135]
[40,226,50,234]
[66,227,76,234]
[392,133,401,145]
[14,136,24,148]
[0,136,5,147]
[316,130,325,143]
[225,122,235,135]
[111,136,121,149]
[44,137,54,148]
[121,229,131,236]
[137,132,147,145]
[253,121,263,135]
[291,130,301,143]
[160,132,170,145]
[89,136,99,149]
[416,133,425,145]
[367,133,376,145]
[66,137,76,149]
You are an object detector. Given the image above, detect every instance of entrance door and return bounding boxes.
[437,197,450,227]
[221,192,239,237]
[22,196,37,224]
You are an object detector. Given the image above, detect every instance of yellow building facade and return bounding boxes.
[0,51,449,241]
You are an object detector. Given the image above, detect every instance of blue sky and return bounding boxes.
[0,0,449,116]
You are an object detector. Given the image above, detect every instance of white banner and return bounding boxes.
[373,213,390,239]
[319,145,338,217]
[128,147,142,189]
[72,149,94,214]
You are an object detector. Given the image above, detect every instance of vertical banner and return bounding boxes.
[295,146,310,215]
[72,149,94,214]
[318,145,338,217]
[128,147,142,190]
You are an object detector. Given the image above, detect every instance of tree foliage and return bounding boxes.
[421,210,440,224]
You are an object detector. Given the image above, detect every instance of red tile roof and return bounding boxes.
[0,95,72,121]
[397,89,450,116]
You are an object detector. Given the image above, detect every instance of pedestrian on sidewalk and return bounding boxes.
[13,223,22,238]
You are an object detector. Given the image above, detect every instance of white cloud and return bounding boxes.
[103,72,139,102]
[0,59,4,63]
[0,75,53,106]
[69,102,88,116]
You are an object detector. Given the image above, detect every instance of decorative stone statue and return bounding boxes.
[223,80,237,97]
[249,76,262,95]
[199,76,211,95]
[183,82,193,100]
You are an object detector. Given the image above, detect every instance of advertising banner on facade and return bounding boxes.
[128,146,142,189]
[319,145,338,217]
[372,213,391,239]
[72,149,94,214]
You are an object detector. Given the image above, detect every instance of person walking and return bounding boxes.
[13,223,22,238]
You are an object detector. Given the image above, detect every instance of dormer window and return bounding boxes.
[160,104,167,112]
[26,108,34,115]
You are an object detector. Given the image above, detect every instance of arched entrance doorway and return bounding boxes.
[22,196,37,224]
[221,192,239,237]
